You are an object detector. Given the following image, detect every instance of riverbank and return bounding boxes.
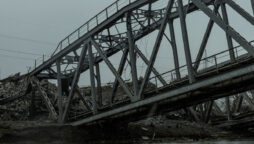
[1,118,252,144]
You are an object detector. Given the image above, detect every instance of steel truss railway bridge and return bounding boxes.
[5,0,254,126]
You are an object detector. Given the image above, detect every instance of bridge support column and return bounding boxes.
[178,0,196,83]
[252,0,254,15]
[220,3,235,62]
[56,59,63,123]
[88,42,98,114]
[96,63,102,107]
[204,101,214,123]
[148,2,152,26]
[126,12,139,100]
[188,107,200,122]
[225,97,232,120]
[235,95,243,112]
[168,19,180,80]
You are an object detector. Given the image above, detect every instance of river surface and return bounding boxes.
[147,141,254,144]
[2,140,254,144]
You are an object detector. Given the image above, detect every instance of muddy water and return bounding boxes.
[1,121,253,144]
[151,141,254,144]
[1,140,254,144]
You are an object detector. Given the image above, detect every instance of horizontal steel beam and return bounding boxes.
[252,0,254,15]
[70,62,254,126]
[29,0,156,76]
[34,1,214,80]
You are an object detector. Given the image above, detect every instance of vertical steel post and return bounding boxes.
[250,90,254,99]
[178,0,195,83]
[56,60,63,123]
[96,63,102,107]
[221,3,235,62]
[235,95,243,112]
[88,42,98,114]
[252,0,254,15]
[225,97,232,120]
[107,28,113,47]
[116,1,119,11]
[188,107,200,122]
[168,19,181,80]
[198,104,205,120]
[148,3,152,26]
[204,101,214,123]
[126,12,139,99]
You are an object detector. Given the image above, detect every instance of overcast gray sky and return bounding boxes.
[0,0,115,78]
[0,0,253,86]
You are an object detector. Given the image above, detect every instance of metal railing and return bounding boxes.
[68,41,254,121]
[30,0,139,72]
[51,0,138,56]
[148,40,254,89]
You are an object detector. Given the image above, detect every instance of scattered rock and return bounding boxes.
[128,116,228,139]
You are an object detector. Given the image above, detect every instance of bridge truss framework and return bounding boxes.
[16,0,254,125]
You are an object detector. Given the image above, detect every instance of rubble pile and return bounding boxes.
[0,77,57,121]
[31,79,57,112]
[128,115,225,139]
[0,78,31,121]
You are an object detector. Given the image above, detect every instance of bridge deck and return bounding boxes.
[69,45,254,126]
